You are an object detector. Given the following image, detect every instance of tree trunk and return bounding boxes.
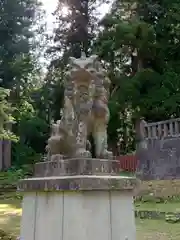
[3,139,11,170]
[3,122,12,170]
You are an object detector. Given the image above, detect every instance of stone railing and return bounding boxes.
[144,118,180,139]
[136,118,180,180]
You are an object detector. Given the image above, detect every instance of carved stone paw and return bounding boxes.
[76,149,92,158]
[50,154,64,161]
[101,150,113,160]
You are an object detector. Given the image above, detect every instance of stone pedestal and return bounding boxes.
[18,158,139,240]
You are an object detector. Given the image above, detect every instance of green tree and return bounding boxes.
[45,0,105,122]
[0,0,42,89]
[94,0,180,153]
[0,87,17,140]
[0,0,50,166]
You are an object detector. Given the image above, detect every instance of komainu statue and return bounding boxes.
[46,53,113,160]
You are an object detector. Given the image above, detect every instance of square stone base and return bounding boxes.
[20,189,136,240]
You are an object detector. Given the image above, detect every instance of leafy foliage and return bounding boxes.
[92,0,180,153]
[0,0,49,167]
[0,87,17,141]
[0,0,42,89]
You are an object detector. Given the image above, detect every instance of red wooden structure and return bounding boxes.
[116,154,138,172]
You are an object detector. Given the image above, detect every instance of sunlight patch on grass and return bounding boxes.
[0,214,21,236]
[0,203,22,216]
[0,201,22,237]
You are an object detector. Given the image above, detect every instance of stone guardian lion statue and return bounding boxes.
[46,53,113,160]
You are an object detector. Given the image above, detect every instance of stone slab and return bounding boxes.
[34,158,120,177]
[20,192,37,240]
[20,190,136,240]
[18,175,139,192]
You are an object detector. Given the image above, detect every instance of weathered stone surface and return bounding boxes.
[135,210,165,220]
[165,212,180,223]
[136,118,180,180]
[19,54,138,240]
[46,53,113,160]
[17,175,139,192]
[135,210,180,222]
[34,158,119,177]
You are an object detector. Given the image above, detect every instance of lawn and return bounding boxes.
[1,199,180,239]
[135,201,180,212]
[0,200,22,237]
[136,219,180,240]
[139,179,180,198]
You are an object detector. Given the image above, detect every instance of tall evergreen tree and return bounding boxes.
[0,0,42,89]
[45,0,107,121]
[94,0,180,153]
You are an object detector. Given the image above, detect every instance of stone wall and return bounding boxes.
[136,118,180,180]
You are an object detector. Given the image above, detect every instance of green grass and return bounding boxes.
[0,200,21,236]
[136,219,180,240]
[135,200,180,239]
[135,201,180,212]
[139,179,180,199]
